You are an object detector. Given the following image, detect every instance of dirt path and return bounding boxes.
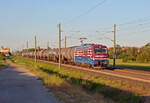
[0,63,61,103]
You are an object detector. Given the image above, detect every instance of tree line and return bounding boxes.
[109,43,150,63]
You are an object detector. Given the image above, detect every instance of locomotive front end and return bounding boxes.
[93,45,109,67]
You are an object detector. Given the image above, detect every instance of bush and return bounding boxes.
[0,54,5,60]
[122,57,128,62]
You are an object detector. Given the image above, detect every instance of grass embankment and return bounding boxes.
[0,55,8,70]
[109,59,150,71]
[11,57,145,103]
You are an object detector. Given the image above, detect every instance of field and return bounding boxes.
[10,56,148,103]
[109,59,150,71]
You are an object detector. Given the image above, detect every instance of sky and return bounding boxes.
[0,0,150,51]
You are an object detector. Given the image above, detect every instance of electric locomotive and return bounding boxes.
[58,44,109,68]
[74,44,109,68]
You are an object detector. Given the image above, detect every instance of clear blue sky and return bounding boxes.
[0,0,150,51]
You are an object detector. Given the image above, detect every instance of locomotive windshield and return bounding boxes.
[94,48,107,54]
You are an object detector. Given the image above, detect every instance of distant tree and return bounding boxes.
[128,48,138,61]
[145,43,150,47]
[121,48,138,62]
[116,45,121,59]
[142,47,150,62]
[109,48,113,59]
[119,50,127,59]
[22,48,35,53]
[122,56,128,62]
[136,53,144,63]
[0,53,5,60]
[108,45,150,63]
[136,47,150,63]
[109,44,121,59]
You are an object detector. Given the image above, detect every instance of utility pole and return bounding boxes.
[26,40,29,49]
[58,24,61,69]
[47,41,49,49]
[34,35,37,62]
[113,24,116,68]
[64,36,66,48]
[26,40,29,54]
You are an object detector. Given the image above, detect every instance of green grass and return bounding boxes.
[0,61,7,70]
[109,59,150,71]
[11,56,145,103]
[0,55,8,70]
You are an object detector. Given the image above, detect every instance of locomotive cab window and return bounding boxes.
[94,48,107,54]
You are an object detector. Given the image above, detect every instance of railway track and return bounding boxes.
[115,69,150,76]
[23,57,150,84]
[62,63,150,84]
[102,69,150,81]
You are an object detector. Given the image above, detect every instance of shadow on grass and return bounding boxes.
[0,64,7,70]
[110,64,150,72]
[0,64,6,66]
[39,67,144,103]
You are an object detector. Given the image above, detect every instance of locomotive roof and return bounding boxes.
[75,44,107,49]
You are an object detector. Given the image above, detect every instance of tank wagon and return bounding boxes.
[22,44,109,68]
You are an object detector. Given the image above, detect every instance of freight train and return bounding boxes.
[22,44,109,68]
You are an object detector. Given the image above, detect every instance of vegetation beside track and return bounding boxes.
[109,44,150,63]
[109,59,150,72]
[0,54,8,70]
[10,56,146,103]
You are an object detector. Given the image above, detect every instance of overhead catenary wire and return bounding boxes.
[118,16,150,26]
[62,12,150,47]
[63,0,107,26]
[93,16,150,33]
[117,21,150,34]
[63,23,150,47]
[118,21,150,31]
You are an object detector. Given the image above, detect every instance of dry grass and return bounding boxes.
[10,56,145,103]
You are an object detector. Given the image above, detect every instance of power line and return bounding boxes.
[63,15,150,47]
[141,29,150,33]
[117,22,150,33]
[118,25,150,33]
[63,0,107,25]
[95,16,150,32]
[118,16,150,27]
